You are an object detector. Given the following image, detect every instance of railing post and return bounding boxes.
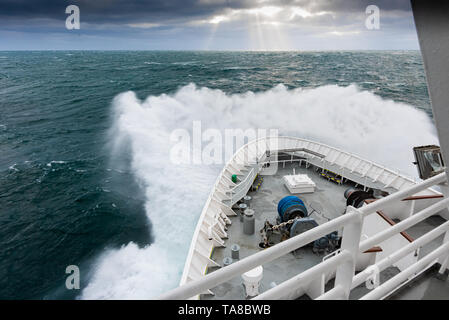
[438,230,449,275]
[334,206,363,299]
[409,199,416,218]
[436,182,449,275]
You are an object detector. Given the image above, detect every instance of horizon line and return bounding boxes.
[0,49,421,52]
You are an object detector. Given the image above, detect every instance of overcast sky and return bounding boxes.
[0,0,419,50]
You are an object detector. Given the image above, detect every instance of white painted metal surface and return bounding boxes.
[241,266,264,297]
[352,219,449,290]
[167,136,448,300]
[361,212,417,271]
[157,4,449,300]
[159,172,448,300]
[283,174,316,194]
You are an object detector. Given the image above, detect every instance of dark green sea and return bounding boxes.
[0,51,437,299]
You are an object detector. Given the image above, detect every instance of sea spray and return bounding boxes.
[81,83,437,299]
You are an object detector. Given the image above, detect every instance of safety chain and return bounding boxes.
[259,218,297,249]
[271,218,296,231]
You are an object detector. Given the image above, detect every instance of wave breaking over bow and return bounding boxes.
[80,83,437,299]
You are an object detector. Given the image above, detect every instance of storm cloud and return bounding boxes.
[0,0,412,23]
[0,0,418,50]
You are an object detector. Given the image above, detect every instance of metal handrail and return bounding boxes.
[158,210,359,299]
[254,250,353,300]
[358,172,447,216]
[352,219,449,289]
[229,167,257,205]
[361,241,449,300]
[359,197,449,252]
[229,168,255,192]
[159,169,448,300]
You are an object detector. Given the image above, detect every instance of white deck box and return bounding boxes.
[283,174,316,194]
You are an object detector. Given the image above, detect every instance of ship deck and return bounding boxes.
[201,161,449,300]
[203,161,349,300]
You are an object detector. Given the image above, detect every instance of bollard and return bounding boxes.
[231,244,240,260]
[238,203,247,222]
[223,257,233,267]
[243,209,255,235]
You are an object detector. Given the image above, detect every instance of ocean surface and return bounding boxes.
[0,51,438,299]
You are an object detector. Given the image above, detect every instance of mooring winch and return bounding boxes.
[259,196,341,254]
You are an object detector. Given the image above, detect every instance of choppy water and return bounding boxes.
[0,51,437,299]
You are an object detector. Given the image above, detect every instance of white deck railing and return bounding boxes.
[170,137,449,300]
[159,174,449,300]
[229,167,258,206]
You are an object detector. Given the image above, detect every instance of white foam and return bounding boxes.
[81,83,437,299]
[46,160,67,167]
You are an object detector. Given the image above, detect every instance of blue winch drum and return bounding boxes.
[277,196,308,222]
[290,217,319,246]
